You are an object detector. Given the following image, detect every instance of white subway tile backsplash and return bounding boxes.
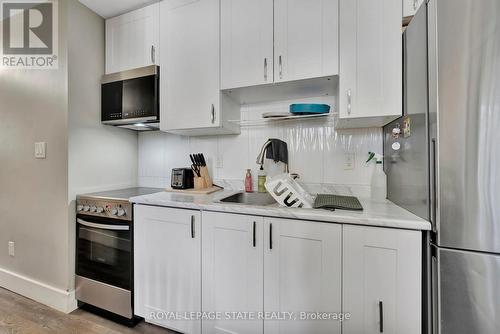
[138,96,383,196]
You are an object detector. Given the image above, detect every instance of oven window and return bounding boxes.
[76,219,131,290]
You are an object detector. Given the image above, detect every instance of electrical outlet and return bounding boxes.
[8,242,15,257]
[344,153,355,170]
[216,154,224,168]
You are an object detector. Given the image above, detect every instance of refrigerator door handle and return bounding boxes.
[431,138,438,234]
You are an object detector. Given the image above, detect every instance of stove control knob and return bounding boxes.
[77,205,84,212]
[96,207,104,214]
[90,206,97,213]
[83,205,90,212]
[117,208,126,217]
[111,207,118,215]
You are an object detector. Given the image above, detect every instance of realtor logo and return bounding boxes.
[1,0,58,69]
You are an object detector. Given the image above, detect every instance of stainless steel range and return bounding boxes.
[75,187,161,324]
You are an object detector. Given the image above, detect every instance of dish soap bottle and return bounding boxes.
[258,166,267,193]
[366,152,387,200]
[245,169,253,192]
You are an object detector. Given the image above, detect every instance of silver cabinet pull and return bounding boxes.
[264,58,268,81]
[413,0,418,10]
[379,300,384,333]
[278,55,283,79]
[151,45,156,64]
[210,104,215,124]
[191,215,195,238]
[347,89,352,115]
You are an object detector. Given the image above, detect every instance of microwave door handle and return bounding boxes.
[77,218,130,231]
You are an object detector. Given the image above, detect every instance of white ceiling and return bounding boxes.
[79,0,158,19]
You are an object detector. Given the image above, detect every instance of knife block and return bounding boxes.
[194,166,213,190]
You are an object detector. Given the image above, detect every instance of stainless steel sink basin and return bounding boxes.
[218,192,276,206]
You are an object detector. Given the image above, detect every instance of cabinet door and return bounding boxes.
[221,0,274,89]
[403,0,424,17]
[343,226,421,334]
[264,218,342,334]
[134,205,201,334]
[274,0,338,83]
[202,212,264,334]
[105,3,159,74]
[160,0,220,131]
[339,0,402,121]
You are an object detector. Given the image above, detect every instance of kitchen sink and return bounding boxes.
[218,192,276,206]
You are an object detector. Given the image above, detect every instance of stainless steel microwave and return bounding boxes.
[101,65,159,131]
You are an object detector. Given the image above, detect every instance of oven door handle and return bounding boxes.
[77,218,130,231]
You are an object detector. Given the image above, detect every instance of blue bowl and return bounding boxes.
[289,104,331,115]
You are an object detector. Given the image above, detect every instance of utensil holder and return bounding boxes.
[200,166,213,188]
[194,177,207,190]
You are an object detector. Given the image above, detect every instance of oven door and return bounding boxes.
[76,216,132,290]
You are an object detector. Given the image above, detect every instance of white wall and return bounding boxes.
[68,1,138,201]
[0,0,70,297]
[139,96,383,196]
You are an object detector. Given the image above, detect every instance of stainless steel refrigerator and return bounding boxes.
[384,1,500,333]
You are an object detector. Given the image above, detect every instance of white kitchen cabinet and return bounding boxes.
[274,0,339,83]
[343,225,421,334]
[105,3,159,74]
[338,0,402,128]
[403,0,424,17]
[160,0,239,136]
[202,212,264,334]
[221,0,274,89]
[134,205,201,334]
[264,218,342,334]
[221,0,338,90]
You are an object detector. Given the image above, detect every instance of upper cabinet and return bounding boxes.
[105,3,159,74]
[274,0,339,84]
[221,0,338,90]
[221,0,274,89]
[160,0,240,136]
[337,0,402,128]
[403,0,424,17]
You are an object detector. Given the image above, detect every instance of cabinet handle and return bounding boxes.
[210,104,215,124]
[347,89,352,115]
[191,215,195,238]
[379,300,384,333]
[278,56,283,79]
[253,221,256,247]
[413,0,418,10]
[269,223,273,250]
[264,58,268,81]
[151,45,155,64]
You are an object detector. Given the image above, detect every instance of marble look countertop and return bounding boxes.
[130,189,432,231]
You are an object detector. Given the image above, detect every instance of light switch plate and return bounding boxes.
[34,142,46,159]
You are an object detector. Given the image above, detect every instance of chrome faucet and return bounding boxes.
[256,139,289,173]
[256,139,272,166]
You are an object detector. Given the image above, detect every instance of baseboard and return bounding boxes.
[0,266,77,314]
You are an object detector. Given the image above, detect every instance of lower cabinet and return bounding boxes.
[342,225,421,334]
[202,213,342,334]
[264,217,342,334]
[202,212,265,334]
[134,205,202,334]
[135,207,422,334]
